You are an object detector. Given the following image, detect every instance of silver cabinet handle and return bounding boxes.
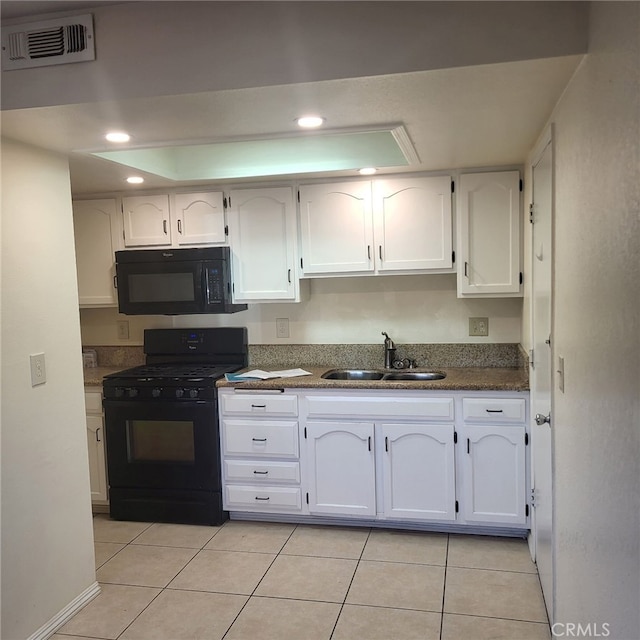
[252,437,267,442]
[379,245,383,260]
[177,219,182,234]
[253,470,269,475]
[255,496,270,501]
[162,219,168,235]
[535,413,551,426]
[96,427,101,442]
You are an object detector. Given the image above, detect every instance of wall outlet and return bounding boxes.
[276,318,290,339]
[469,317,489,337]
[117,320,129,340]
[30,353,47,386]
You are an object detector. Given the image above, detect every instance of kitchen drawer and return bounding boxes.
[224,460,300,484]
[225,485,302,510]
[462,398,526,423]
[222,420,299,457]
[305,395,454,420]
[221,393,298,416]
[84,391,103,415]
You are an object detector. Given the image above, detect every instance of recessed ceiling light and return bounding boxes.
[296,116,325,129]
[359,167,377,175]
[105,131,131,143]
[126,176,144,184]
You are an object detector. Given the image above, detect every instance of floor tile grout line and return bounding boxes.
[439,610,552,625]
[219,522,300,640]
[329,526,373,640]
[439,533,450,640]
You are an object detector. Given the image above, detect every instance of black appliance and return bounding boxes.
[102,327,248,525]
[115,246,247,315]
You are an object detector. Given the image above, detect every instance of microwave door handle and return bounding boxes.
[202,265,211,306]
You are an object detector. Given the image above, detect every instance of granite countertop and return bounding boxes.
[83,367,127,387]
[216,366,529,392]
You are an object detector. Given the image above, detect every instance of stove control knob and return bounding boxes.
[189,389,199,399]
[152,388,162,398]
[175,388,185,398]
[127,388,139,398]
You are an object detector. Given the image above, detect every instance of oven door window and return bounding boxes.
[128,419,195,464]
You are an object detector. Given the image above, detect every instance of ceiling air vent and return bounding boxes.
[1,14,95,71]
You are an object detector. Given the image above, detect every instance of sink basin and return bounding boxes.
[382,371,446,381]
[321,369,385,380]
[321,369,446,381]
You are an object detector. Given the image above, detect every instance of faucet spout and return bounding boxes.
[381,331,397,369]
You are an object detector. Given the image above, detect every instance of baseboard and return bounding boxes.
[27,581,101,640]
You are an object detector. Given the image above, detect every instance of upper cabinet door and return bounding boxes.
[73,198,122,307]
[457,171,522,296]
[373,176,453,272]
[122,195,171,247]
[299,181,374,275]
[173,192,226,246]
[227,187,299,302]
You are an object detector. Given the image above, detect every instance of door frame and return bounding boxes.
[528,124,556,621]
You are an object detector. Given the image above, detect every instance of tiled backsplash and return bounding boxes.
[85,343,527,370]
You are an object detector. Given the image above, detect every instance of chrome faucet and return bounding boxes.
[382,331,396,369]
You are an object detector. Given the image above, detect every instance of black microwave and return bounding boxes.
[115,247,247,315]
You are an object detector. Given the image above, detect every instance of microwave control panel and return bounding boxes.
[207,266,224,303]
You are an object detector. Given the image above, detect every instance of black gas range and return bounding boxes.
[102,327,247,526]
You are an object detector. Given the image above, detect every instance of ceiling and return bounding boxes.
[0,2,584,195]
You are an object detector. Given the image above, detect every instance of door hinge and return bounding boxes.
[529,203,534,224]
[525,432,529,446]
[529,348,534,370]
[300,258,304,270]
[304,426,307,439]
[451,180,455,194]
[297,190,300,203]
[519,178,523,192]
[519,272,523,285]
[530,488,536,508]
[453,431,457,444]
[306,492,309,504]
[455,500,459,513]
[526,504,529,517]
[452,250,456,264]
[223,196,228,209]
[224,225,229,236]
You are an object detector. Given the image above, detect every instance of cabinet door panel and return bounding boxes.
[228,187,298,301]
[299,182,374,274]
[73,199,120,307]
[374,177,452,271]
[122,195,171,247]
[174,192,225,245]
[306,421,376,516]
[382,423,456,521]
[458,171,521,295]
[460,425,526,524]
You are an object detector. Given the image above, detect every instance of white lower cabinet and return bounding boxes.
[218,388,529,531]
[85,390,108,504]
[220,391,302,514]
[381,423,456,521]
[305,421,376,517]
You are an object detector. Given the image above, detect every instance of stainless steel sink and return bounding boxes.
[382,371,446,381]
[321,369,385,380]
[321,369,446,381]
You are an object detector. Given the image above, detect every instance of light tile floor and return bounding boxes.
[53,516,551,640]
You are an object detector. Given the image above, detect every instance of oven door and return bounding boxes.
[104,399,220,492]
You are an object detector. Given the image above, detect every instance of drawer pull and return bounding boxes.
[486,409,504,413]
[253,470,269,475]
[255,496,270,501]
[385,436,389,452]
[252,437,267,442]
[251,404,267,409]
[368,436,372,452]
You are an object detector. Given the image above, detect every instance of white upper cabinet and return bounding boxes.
[227,187,299,302]
[457,171,522,296]
[299,181,374,275]
[173,192,226,246]
[299,177,453,276]
[72,198,122,307]
[122,194,171,247]
[373,176,453,272]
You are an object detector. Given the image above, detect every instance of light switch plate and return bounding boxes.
[469,317,489,337]
[117,320,130,340]
[30,353,47,386]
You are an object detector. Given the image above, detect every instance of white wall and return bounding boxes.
[1,139,96,639]
[80,274,523,346]
[545,2,639,636]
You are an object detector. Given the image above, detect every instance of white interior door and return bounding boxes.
[531,137,554,622]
